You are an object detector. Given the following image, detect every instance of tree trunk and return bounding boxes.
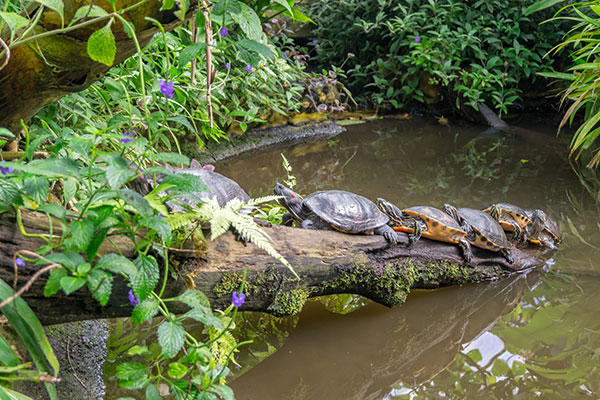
[0,211,551,325]
[0,0,195,134]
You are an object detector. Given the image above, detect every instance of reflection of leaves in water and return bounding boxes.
[316,294,371,315]
[389,272,600,398]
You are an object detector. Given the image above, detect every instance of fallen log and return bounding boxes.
[0,211,550,325]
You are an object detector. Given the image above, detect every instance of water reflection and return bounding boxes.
[230,273,536,399]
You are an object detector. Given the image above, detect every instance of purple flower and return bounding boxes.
[312,39,318,45]
[232,291,246,307]
[0,161,14,175]
[15,257,25,268]
[128,289,140,307]
[225,62,230,70]
[219,26,229,37]
[120,131,135,144]
[245,65,252,72]
[284,52,288,59]
[174,0,180,6]
[414,36,421,43]
[159,79,175,98]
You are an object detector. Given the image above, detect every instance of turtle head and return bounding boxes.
[274,182,303,219]
[530,209,547,237]
[376,198,403,224]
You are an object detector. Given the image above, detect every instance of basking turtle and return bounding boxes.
[483,203,532,243]
[525,209,562,250]
[444,205,514,264]
[274,183,398,244]
[376,198,473,262]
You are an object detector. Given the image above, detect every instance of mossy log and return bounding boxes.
[0,211,549,325]
[0,0,195,134]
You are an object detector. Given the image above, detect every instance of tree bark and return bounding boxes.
[0,211,551,325]
[0,0,195,133]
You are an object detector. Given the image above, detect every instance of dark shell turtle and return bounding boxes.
[525,209,562,250]
[444,205,513,264]
[483,203,532,242]
[274,183,398,244]
[376,199,473,263]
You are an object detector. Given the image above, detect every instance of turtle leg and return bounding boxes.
[375,224,398,245]
[510,223,525,243]
[458,238,473,263]
[281,212,295,226]
[407,220,422,246]
[301,218,331,230]
[500,248,514,264]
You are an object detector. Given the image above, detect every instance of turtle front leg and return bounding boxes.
[407,219,422,246]
[281,212,295,226]
[458,238,473,263]
[501,248,514,264]
[375,224,398,245]
[510,222,526,243]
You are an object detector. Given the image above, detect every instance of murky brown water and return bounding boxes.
[105,114,600,398]
[218,115,600,399]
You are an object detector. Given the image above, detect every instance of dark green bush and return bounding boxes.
[309,0,570,115]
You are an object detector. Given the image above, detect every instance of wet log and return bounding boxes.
[0,0,196,134]
[0,211,549,325]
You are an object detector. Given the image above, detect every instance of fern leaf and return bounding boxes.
[247,195,283,206]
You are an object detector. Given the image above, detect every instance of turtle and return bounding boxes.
[273,182,398,244]
[524,209,562,250]
[375,198,473,262]
[443,204,514,264]
[482,203,532,243]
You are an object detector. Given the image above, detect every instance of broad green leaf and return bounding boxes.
[69,136,93,157]
[34,0,64,21]
[44,268,67,297]
[157,319,185,358]
[87,269,113,305]
[118,188,152,217]
[154,152,190,165]
[167,115,195,132]
[237,39,274,59]
[182,308,224,330]
[116,361,148,381]
[491,358,509,377]
[38,204,67,221]
[63,178,77,204]
[69,219,94,252]
[0,182,22,206]
[160,173,208,194]
[71,5,108,25]
[127,345,149,356]
[145,384,160,400]
[96,253,137,277]
[60,276,86,295]
[0,128,14,139]
[0,279,59,399]
[178,42,207,66]
[167,362,189,379]
[231,2,263,41]
[272,0,292,15]
[0,13,29,38]
[210,385,235,400]
[45,251,85,270]
[86,227,109,261]
[140,216,172,244]
[467,349,482,363]
[160,0,174,11]
[131,298,160,324]
[131,255,159,301]
[173,289,211,309]
[105,158,136,189]
[28,158,80,178]
[524,0,565,15]
[87,21,116,66]
[0,384,36,399]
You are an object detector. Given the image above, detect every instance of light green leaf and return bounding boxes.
[173,289,211,309]
[44,268,67,297]
[131,255,159,301]
[0,334,20,367]
[69,219,94,252]
[105,159,136,189]
[0,182,22,206]
[491,358,509,377]
[182,307,224,330]
[71,5,108,25]
[161,0,175,11]
[116,361,148,382]
[86,269,113,305]
[118,188,152,217]
[63,178,77,204]
[231,2,263,41]
[34,0,64,22]
[0,13,29,38]
[140,216,172,244]
[96,254,137,277]
[45,252,85,270]
[38,204,67,220]
[167,362,189,379]
[237,39,274,59]
[131,298,160,324]
[60,276,87,295]
[87,20,116,66]
[154,152,190,165]
[157,319,185,358]
[178,42,207,66]
[145,384,161,400]
[524,0,564,16]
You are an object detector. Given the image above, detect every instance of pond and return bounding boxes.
[217,114,600,399]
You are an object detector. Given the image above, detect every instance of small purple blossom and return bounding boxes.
[159,79,175,98]
[284,52,288,59]
[225,62,230,70]
[174,0,180,6]
[245,64,252,72]
[120,131,135,144]
[128,289,140,307]
[312,39,318,45]
[232,291,246,307]
[0,161,14,175]
[219,26,229,37]
[414,36,421,43]
[15,257,25,268]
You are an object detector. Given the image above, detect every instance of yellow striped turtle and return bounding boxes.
[483,203,532,243]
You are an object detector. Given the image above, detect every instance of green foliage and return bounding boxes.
[309,0,570,115]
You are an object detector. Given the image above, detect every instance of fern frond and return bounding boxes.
[164,211,200,231]
[247,195,283,206]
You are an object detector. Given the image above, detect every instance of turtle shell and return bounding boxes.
[525,208,562,245]
[303,190,388,233]
[402,206,466,244]
[485,203,531,229]
[177,168,250,207]
[458,208,511,250]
